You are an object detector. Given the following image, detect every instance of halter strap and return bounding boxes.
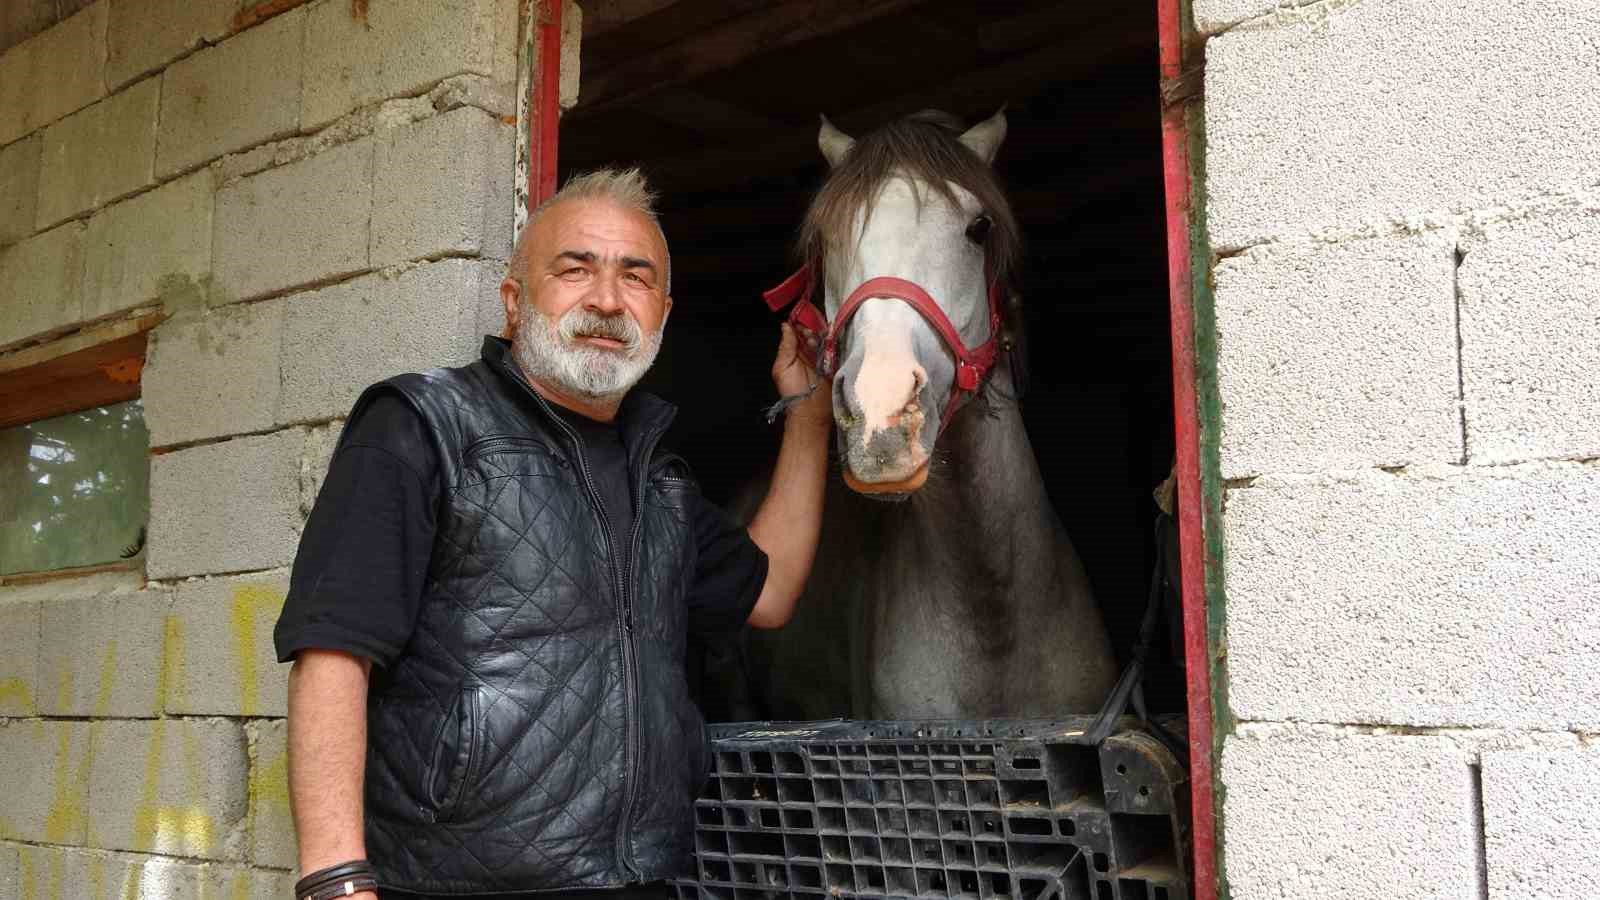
[762,264,1005,430]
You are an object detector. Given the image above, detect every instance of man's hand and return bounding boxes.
[771,323,832,427]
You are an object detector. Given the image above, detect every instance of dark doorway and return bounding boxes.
[560,0,1181,714]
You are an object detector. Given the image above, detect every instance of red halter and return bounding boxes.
[762,262,1004,430]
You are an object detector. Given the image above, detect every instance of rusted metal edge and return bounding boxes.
[1157,1,1219,899]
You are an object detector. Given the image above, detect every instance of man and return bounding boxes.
[273,167,831,900]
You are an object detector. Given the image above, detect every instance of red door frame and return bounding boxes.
[525,2,1219,896]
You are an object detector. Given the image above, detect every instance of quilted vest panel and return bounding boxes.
[360,338,709,895]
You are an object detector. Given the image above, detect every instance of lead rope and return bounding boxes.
[762,380,824,425]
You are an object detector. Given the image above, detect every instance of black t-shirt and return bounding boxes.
[274,392,768,668]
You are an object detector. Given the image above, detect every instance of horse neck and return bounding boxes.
[885,363,1062,590]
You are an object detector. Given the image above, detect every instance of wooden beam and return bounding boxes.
[572,0,929,117]
[638,24,1153,194]
[581,0,683,37]
[643,88,788,135]
[0,328,151,430]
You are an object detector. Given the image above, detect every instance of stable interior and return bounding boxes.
[561,0,1183,717]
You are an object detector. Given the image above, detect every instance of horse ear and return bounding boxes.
[959,108,1007,164]
[818,115,856,168]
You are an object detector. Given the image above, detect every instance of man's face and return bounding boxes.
[502,198,673,402]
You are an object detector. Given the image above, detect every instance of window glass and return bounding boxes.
[0,400,149,575]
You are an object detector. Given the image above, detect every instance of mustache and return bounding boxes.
[557,307,643,351]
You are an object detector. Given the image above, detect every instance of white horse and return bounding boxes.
[744,109,1117,719]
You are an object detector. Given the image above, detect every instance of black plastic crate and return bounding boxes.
[672,717,1190,900]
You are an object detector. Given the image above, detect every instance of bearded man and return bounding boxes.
[273,168,831,900]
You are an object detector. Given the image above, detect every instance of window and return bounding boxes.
[0,400,149,575]
[0,316,155,578]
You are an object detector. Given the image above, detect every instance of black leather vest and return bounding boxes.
[361,337,709,895]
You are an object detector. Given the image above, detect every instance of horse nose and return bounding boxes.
[836,362,929,483]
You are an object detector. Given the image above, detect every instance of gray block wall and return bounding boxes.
[1201,0,1600,895]
[0,0,522,892]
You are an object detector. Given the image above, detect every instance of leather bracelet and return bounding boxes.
[295,860,379,900]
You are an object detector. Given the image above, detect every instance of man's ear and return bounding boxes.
[500,277,522,339]
[661,294,673,329]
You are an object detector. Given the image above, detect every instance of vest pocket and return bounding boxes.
[422,686,484,822]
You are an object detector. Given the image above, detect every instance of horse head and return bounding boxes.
[800,108,1018,496]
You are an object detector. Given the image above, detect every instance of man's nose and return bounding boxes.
[585,275,625,314]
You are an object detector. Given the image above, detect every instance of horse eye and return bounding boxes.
[965,215,992,245]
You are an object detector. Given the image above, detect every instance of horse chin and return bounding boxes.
[843,463,929,501]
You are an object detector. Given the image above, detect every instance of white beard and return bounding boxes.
[513,303,662,402]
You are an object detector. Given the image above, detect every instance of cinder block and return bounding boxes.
[0,134,41,245]
[1204,0,1600,249]
[168,572,290,717]
[39,587,167,717]
[13,843,211,900]
[0,720,92,845]
[249,719,294,868]
[212,138,373,304]
[147,429,303,579]
[142,299,285,447]
[301,0,518,129]
[371,107,515,267]
[1459,203,1600,464]
[1223,725,1476,899]
[276,259,496,423]
[1225,462,1600,730]
[88,718,249,860]
[0,221,85,348]
[156,7,303,178]
[0,596,40,715]
[106,0,235,90]
[0,842,15,897]
[82,169,213,321]
[1215,232,1460,478]
[0,2,108,146]
[1192,0,1318,34]
[1482,749,1600,900]
[35,76,159,228]
[199,866,297,900]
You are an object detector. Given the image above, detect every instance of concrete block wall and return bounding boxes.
[0,0,520,893]
[1201,0,1600,895]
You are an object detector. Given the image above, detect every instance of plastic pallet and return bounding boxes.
[672,717,1190,900]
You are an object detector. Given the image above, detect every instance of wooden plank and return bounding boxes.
[582,0,683,37]
[0,309,163,376]
[572,0,929,117]
[0,329,149,430]
[639,24,1151,193]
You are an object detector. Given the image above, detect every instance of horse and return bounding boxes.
[739,109,1118,721]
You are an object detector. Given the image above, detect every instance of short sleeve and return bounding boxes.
[272,392,440,667]
[685,493,768,638]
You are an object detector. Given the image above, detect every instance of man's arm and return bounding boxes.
[287,649,378,899]
[745,324,833,629]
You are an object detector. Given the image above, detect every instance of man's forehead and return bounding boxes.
[539,199,666,256]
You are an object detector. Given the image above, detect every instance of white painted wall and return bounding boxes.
[1199,1,1600,896]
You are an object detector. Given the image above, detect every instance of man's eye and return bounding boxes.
[625,272,647,285]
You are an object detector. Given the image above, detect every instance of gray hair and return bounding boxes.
[508,166,672,293]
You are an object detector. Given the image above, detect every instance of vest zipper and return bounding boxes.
[498,363,667,882]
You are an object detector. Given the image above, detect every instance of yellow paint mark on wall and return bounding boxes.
[229,870,252,900]
[118,861,144,900]
[46,850,62,900]
[130,804,216,857]
[230,584,282,716]
[54,667,72,712]
[88,854,106,899]
[0,677,35,713]
[160,615,186,712]
[18,847,36,900]
[248,742,291,826]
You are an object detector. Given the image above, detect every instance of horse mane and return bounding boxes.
[797,109,1021,294]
